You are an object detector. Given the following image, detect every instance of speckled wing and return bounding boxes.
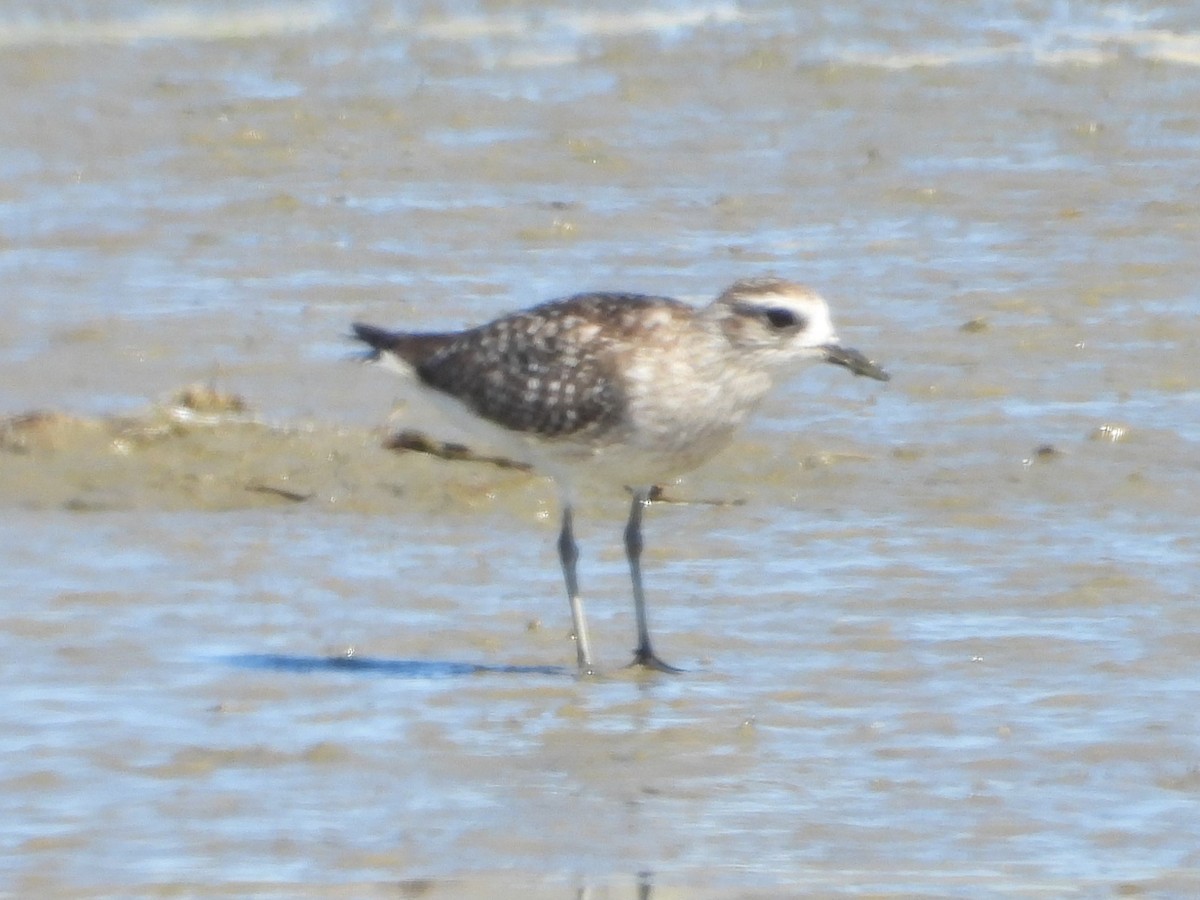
[355,293,686,440]
[415,293,672,439]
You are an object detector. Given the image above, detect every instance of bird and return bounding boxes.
[352,276,889,674]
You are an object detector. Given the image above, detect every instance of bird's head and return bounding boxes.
[708,277,889,381]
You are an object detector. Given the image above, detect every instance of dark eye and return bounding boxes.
[764,307,805,330]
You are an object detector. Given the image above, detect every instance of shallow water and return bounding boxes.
[2,1,1200,896]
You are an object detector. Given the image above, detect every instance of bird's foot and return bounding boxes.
[628,645,684,674]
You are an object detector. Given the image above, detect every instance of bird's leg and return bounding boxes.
[625,489,682,673]
[557,506,594,674]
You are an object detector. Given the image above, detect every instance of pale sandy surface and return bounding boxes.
[2,2,1200,897]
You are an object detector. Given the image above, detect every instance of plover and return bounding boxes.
[353,276,889,674]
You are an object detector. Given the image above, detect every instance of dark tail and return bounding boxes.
[351,322,399,354]
[349,323,454,367]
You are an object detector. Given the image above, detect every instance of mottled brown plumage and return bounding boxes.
[356,293,691,439]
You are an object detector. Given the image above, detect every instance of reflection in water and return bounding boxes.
[225,653,568,679]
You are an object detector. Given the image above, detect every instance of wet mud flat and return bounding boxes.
[4,0,1200,895]
[0,388,422,514]
[2,375,1199,896]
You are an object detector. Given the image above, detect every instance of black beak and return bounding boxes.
[822,344,890,382]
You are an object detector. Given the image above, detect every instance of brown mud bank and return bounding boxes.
[1,376,893,522]
[0,384,548,515]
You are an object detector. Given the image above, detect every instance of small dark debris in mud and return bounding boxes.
[1023,444,1063,467]
[245,482,313,503]
[641,484,745,507]
[960,317,990,334]
[383,429,532,471]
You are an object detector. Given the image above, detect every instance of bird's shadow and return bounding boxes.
[224,652,568,679]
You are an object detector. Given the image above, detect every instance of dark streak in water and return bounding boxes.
[223,653,568,679]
